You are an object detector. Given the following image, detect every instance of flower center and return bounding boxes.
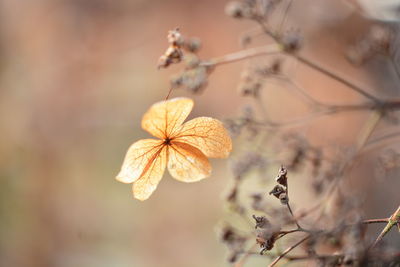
[164,137,171,145]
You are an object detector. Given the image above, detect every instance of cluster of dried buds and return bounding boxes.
[252,215,281,254]
[224,105,260,138]
[346,25,393,66]
[225,0,282,21]
[238,60,282,97]
[158,28,184,69]
[170,57,210,94]
[157,28,213,94]
[269,165,289,204]
[158,28,202,69]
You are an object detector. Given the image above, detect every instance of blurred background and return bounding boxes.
[0,0,399,267]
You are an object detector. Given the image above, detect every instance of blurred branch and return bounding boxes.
[293,110,383,223]
[295,55,379,102]
[253,19,381,102]
[277,0,293,34]
[200,44,281,67]
[268,234,311,267]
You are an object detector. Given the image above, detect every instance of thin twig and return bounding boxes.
[295,55,379,102]
[274,75,326,107]
[200,44,282,67]
[355,111,383,150]
[268,235,311,267]
[286,203,301,229]
[277,0,293,34]
[253,18,381,102]
[165,87,173,100]
[297,110,383,222]
[365,131,400,151]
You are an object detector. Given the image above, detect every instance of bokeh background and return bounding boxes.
[0,1,399,267]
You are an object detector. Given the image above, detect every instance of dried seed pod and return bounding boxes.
[224,119,243,138]
[275,165,288,187]
[158,28,184,69]
[255,225,281,254]
[269,185,286,199]
[226,186,238,202]
[225,1,253,19]
[170,66,209,93]
[279,192,289,204]
[252,215,270,229]
[158,46,183,68]
[184,37,202,52]
[167,28,184,46]
[225,1,246,18]
[281,30,302,53]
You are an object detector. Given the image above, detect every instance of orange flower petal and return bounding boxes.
[132,146,168,200]
[172,117,232,158]
[167,141,211,182]
[141,97,194,139]
[116,139,164,184]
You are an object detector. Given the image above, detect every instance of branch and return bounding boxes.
[268,235,311,267]
[199,44,281,67]
[253,19,381,102]
[295,55,380,102]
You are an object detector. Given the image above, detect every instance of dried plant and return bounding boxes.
[124,0,400,266]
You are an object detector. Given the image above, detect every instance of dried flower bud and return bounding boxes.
[226,186,238,202]
[269,185,286,200]
[158,28,184,69]
[221,226,236,243]
[255,224,281,254]
[227,251,239,263]
[252,215,270,229]
[279,192,289,204]
[184,37,201,52]
[167,28,184,46]
[225,1,246,18]
[255,60,282,77]
[242,105,254,121]
[220,225,247,248]
[237,69,263,97]
[312,177,324,195]
[281,30,302,53]
[240,34,252,47]
[184,54,201,68]
[158,46,183,68]
[346,41,373,66]
[270,59,281,74]
[224,119,243,138]
[368,25,391,53]
[170,66,209,93]
[346,25,392,66]
[275,165,288,187]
